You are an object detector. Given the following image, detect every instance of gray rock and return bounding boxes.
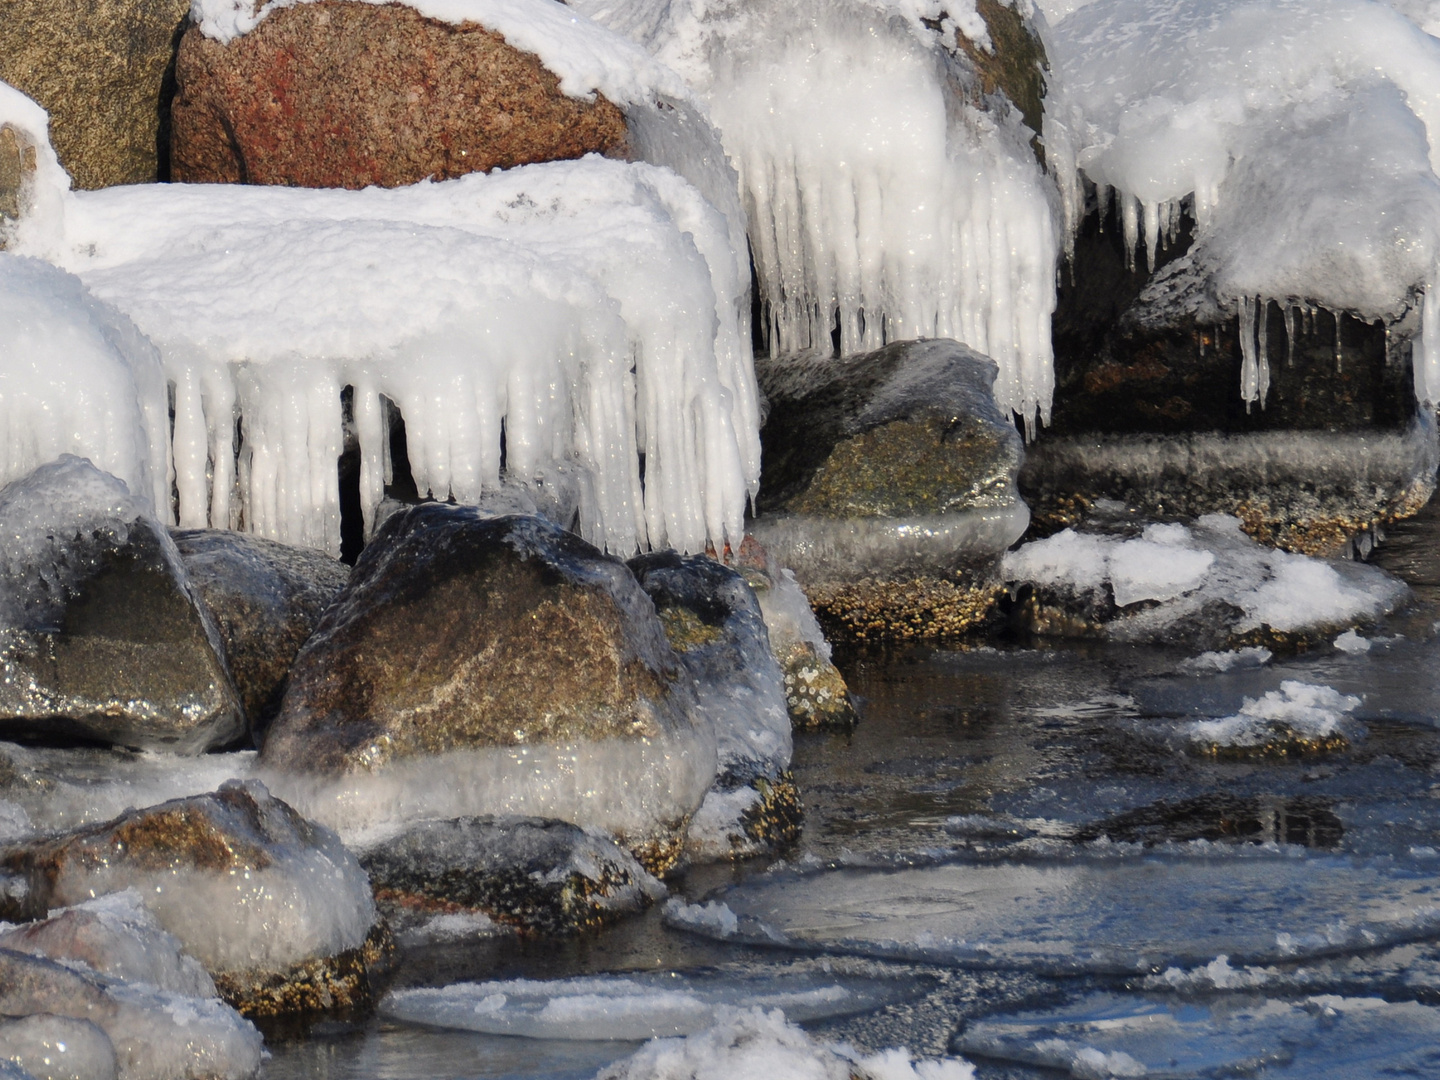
[0,1014,117,1080]
[0,458,243,752]
[361,816,663,937]
[171,529,349,737]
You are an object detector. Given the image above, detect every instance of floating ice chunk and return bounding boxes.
[1187,681,1361,750]
[677,856,1440,973]
[663,898,738,939]
[382,968,920,1041]
[955,992,1440,1080]
[1148,954,1276,992]
[1178,647,1272,674]
[1334,628,1373,654]
[390,910,504,948]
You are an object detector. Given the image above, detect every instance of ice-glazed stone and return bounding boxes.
[0,1013,117,1080]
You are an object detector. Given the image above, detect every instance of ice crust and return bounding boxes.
[1186,680,1361,749]
[1003,514,1408,637]
[676,856,1440,973]
[381,969,920,1040]
[572,0,1062,431]
[0,1013,117,1080]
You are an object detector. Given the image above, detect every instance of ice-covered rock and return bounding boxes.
[0,781,383,1019]
[171,529,349,735]
[627,552,798,858]
[573,0,1063,431]
[0,949,263,1080]
[0,891,215,998]
[0,458,243,752]
[261,507,717,870]
[1184,680,1360,759]
[358,815,663,937]
[171,1,629,189]
[0,1013,117,1080]
[751,339,1028,641]
[1004,513,1409,649]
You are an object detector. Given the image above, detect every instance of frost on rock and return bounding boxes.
[1003,514,1409,646]
[573,0,1063,431]
[1047,0,1440,407]
[7,97,759,559]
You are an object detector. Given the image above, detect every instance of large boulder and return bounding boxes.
[0,781,384,1019]
[0,458,243,752]
[260,507,716,871]
[171,529,349,736]
[170,0,629,188]
[0,0,190,188]
[751,339,1029,641]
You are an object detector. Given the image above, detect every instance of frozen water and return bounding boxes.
[0,1013,117,1080]
[1177,647,1271,674]
[673,855,1440,973]
[573,0,1062,430]
[956,992,1440,1079]
[1333,629,1372,654]
[1184,680,1360,749]
[381,969,926,1040]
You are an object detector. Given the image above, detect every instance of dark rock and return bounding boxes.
[263,507,692,774]
[0,458,243,752]
[171,529,349,737]
[361,816,662,937]
[0,0,190,189]
[752,339,1028,640]
[170,0,629,188]
[0,781,383,1020]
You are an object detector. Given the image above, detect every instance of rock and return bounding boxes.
[0,122,39,241]
[0,1013,117,1080]
[170,0,629,188]
[0,781,383,1019]
[628,552,800,858]
[171,529,349,737]
[0,458,243,752]
[0,950,263,1080]
[0,0,190,189]
[360,816,663,938]
[261,507,716,871]
[751,339,1029,641]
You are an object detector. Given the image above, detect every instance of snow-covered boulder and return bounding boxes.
[0,950,263,1080]
[171,1,629,188]
[0,781,383,1019]
[751,339,1029,640]
[359,815,664,937]
[172,530,350,736]
[0,458,243,753]
[627,552,799,858]
[260,507,718,870]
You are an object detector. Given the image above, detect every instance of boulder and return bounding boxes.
[0,950,262,1080]
[0,458,243,752]
[628,552,800,858]
[0,781,384,1019]
[0,0,190,189]
[171,529,349,736]
[170,0,629,188]
[751,339,1029,641]
[360,816,663,938]
[0,1013,117,1080]
[261,507,716,872]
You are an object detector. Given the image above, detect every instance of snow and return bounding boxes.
[1334,628,1373,654]
[1186,680,1361,749]
[1003,514,1408,637]
[5,146,758,557]
[189,0,690,105]
[572,0,1062,432]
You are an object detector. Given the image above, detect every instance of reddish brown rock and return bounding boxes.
[170,0,630,189]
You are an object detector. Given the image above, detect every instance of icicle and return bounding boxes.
[1121,194,1140,272]
[1239,295,1259,409]
[1096,182,1110,234]
[1256,298,1270,408]
[1142,199,1160,273]
[1284,305,1296,366]
[1334,309,1344,372]
[1415,288,1440,406]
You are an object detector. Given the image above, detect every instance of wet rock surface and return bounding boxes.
[360,816,663,938]
[0,460,243,753]
[170,0,629,189]
[171,529,349,738]
[0,0,190,189]
[0,781,380,1019]
[262,507,691,775]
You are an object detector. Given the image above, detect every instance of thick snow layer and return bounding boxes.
[595,1007,975,1080]
[381,969,921,1040]
[190,0,689,105]
[1048,0,1440,405]
[7,153,758,557]
[572,0,1062,431]
[1003,515,1408,637]
[675,856,1440,972]
[1186,680,1360,748]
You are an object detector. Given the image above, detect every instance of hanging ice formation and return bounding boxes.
[1047,0,1440,408]
[570,0,1065,435]
[1,82,760,559]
